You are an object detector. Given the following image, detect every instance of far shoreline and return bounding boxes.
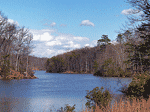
[46,70,134,78]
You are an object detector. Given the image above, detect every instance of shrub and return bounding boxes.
[58,104,75,112]
[85,86,112,110]
[64,104,75,112]
[28,67,35,77]
[93,60,99,73]
[120,72,150,101]
[117,67,125,77]
[93,70,103,76]
[106,67,116,77]
[124,70,133,77]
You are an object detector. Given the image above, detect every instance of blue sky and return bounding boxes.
[0,0,133,58]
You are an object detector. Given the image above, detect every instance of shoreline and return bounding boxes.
[46,71,134,78]
[0,69,38,80]
[0,75,38,80]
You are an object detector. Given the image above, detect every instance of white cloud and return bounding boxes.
[30,29,96,58]
[33,32,53,41]
[40,32,53,41]
[31,29,54,41]
[80,20,95,27]
[31,29,55,35]
[47,49,55,54]
[63,41,81,49]
[84,44,90,47]
[74,44,81,48]
[90,40,97,47]
[68,41,81,48]
[57,50,66,54]
[31,42,49,57]
[8,19,19,26]
[32,34,40,41]
[121,9,140,15]
[46,40,62,46]
[55,36,68,41]
[110,40,118,45]
[50,22,56,27]
[73,36,89,41]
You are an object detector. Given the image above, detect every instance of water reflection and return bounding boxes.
[0,97,87,112]
[0,95,129,112]
[0,97,30,112]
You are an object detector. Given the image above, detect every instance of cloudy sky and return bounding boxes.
[0,0,134,58]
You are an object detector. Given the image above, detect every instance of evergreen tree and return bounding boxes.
[93,60,98,73]
[97,35,111,50]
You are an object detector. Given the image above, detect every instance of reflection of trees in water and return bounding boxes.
[0,97,20,112]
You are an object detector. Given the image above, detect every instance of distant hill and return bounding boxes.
[29,56,48,71]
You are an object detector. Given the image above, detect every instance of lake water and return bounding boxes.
[0,71,132,112]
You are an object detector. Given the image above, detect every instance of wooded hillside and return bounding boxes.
[29,56,47,71]
[45,33,136,77]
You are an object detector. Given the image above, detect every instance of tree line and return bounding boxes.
[45,32,134,77]
[29,56,47,71]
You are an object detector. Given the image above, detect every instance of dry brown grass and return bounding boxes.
[81,96,150,112]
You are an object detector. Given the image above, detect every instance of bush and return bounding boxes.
[124,70,133,77]
[58,104,75,112]
[93,70,103,76]
[117,67,125,77]
[106,67,116,77]
[28,67,35,77]
[64,104,75,112]
[120,72,150,101]
[85,87,112,110]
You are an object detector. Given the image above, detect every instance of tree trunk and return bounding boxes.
[26,54,28,77]
[16,51,19,71]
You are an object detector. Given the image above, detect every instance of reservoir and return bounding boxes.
[0,71,132,112]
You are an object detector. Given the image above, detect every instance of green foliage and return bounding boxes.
[122,72,150,101]
[97,35,111,51]
[103,58,113,67]
[106,67,116,77]
[102,58,118,77]
[97,35,111,46]
[0,56,11,77]
[93,67,104,77]
[64,104,75,112]
[59,104,76,112]
[93,60,99,73]
[116,34,123,44]
[124,70,132,77]
[124,24,150,73]
[93,57,133,77]
[116,67,125,77]
[46,56,66,73]
[85,87,112,110]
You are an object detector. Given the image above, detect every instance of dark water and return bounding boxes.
[0,71,132,112]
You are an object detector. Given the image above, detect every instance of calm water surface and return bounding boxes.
[0,71,132,112]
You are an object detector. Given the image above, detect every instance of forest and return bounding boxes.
[45,0,150,78]
[0,12,47,79]
[45,33,134,77]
